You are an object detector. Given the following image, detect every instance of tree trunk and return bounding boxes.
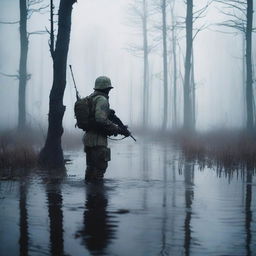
[39,0,76,168]
[183,0,193,130]
[142,0,149,128]
[246,0,253,130]
[18,0,28,130]
[171,7,177,128]
[242,34,246,126]
[191,47,196,128]
[50,0,55,58]
[162,0,168,130]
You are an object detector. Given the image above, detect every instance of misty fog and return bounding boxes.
[0,0,255,131]
[1,1,256,256]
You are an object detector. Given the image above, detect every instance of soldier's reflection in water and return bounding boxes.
[77,181,117,256]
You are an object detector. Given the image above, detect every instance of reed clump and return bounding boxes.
[0,131,38,170]
[178,130,256,170]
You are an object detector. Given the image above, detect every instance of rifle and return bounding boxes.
[69,65,81,100]
[109,109,136,142]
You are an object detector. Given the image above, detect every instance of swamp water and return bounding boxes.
[0,139,255,256]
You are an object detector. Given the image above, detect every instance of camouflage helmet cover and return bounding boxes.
[94,76,113,90]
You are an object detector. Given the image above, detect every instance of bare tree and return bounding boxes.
[39,0,76,168]
[182,0,212,130]
[19,0,29,130]
[150,0,170,130]
[170,1,178,128]
[183,0,193,130]
[0,0,48,130]
[127,0,151,128]
[216,0,254,130]
[161,0,168,130]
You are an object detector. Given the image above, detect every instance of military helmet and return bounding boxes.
[94,76,113,90]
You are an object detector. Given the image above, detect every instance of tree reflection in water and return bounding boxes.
[19,177,29,256]
[44,170,66,256]
[160,146,168,256]
[183,163,194,256]
[245,165,253,256]
[77,181,117,255]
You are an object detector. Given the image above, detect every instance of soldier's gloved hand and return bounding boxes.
[112,127,119,136]
[119,127,131,137]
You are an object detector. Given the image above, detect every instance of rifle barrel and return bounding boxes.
[130,134,136,142]
[69,65,80,100]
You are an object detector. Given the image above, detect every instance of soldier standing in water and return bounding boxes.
[82,76,130,181]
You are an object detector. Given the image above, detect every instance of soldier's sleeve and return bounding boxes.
[94,96,119,134]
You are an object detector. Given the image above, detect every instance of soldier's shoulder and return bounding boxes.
[94,94,108,104]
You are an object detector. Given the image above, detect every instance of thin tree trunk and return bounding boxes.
[39,0,76,168]
[142,0,149,128]
[242,34,246,126]
[18,0,28,130]
[183,0,193,130]
[246,0,253,130]
[171,6,177,128]
[162,0,168,130]
[191,47,196,128]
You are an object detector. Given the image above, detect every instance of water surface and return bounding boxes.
[0,139,255,256]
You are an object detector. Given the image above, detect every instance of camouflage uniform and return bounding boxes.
[83,78,119,180]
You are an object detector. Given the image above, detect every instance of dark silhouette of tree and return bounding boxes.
[19,0,29,130]
[183,0,212,130]
[183,0,193,130]
[0,0,48,130]
[216,0,254,130]
[39,0,76,168]
[243,0,253,130]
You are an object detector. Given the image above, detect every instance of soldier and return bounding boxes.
[83,76,130,181]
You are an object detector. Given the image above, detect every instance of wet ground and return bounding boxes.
[0,138,255,256]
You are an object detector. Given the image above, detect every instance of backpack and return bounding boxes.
[74,96,94,131]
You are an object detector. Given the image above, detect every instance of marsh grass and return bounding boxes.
[0,128,82,173]
[0,130,38,172]
[134,127,256,171]
[176,130,256,171]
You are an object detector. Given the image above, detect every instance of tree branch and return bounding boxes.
[0,20,19,24]
[0,72,19,79]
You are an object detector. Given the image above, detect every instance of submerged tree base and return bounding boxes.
[38,143,65,169]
